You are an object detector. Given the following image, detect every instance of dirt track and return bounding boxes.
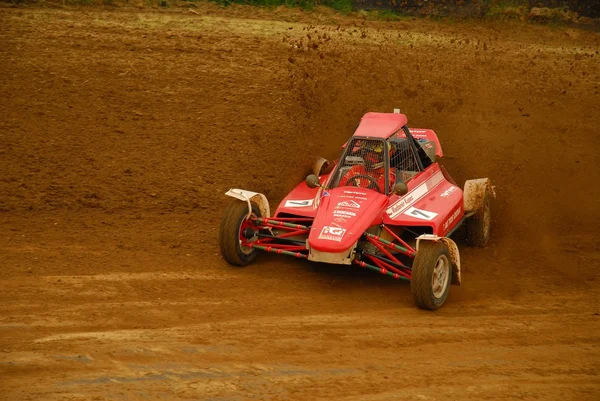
[1,4,599,400]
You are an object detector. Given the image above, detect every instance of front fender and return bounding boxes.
[225,189,270,219]
[464,178,496,216]
[416,234,461,285]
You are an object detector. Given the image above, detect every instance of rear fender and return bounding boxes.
[312,157,331,176]
[225,189,270,219]
[464,178,496,216]
[416,234,461,285]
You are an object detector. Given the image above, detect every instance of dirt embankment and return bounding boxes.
[0,3,598,286]
[0,3,597,294]
[0,5,599,401]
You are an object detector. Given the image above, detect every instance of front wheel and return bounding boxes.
[410,241,452,310]
[219,201,261,267]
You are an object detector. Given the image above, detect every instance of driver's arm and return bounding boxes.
[387,170,397,192]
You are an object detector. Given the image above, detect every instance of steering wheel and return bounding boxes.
[345,174,381,192]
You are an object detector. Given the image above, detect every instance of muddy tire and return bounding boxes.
[411,241,452,310]
[219,201,261,267]
[466,189,491,247]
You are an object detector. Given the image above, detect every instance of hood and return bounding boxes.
[308,188,388,252]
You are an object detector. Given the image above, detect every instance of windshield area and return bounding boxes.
[328,138,391,194]
[328,136,424,194]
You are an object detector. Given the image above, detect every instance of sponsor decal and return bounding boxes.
[404,207,438,221]
[321,190,330,197]
[343,190,368,195]
[333,217,347,224]
[443,207,462,231]
[336,200,360,209]
[386,171,444,219]
[409,130,429,139]
[284,199,313,208]
[440,186,457,198]
[333,210,356,217]
[339,195,368,200]
[318,226,346,242]
[386,193,418,217]
[330,221,343,228]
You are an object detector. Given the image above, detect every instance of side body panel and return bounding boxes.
[274,175,328,218]
[383,164,464,236]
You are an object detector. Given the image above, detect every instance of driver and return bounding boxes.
[339,141,396,193]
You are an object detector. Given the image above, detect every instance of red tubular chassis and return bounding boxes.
[245,217,415,281]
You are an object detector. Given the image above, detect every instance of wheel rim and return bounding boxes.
[432,254,450,299]
[238,215,256,255]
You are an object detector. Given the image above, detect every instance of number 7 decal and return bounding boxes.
[404,206,438,221]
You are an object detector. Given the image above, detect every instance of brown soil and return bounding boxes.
[1,4,599,400]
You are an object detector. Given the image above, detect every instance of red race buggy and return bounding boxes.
[219,111,494,310]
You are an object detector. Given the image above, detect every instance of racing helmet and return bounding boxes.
[362,141,394,170]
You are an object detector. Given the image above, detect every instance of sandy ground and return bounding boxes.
[0,4,599,400]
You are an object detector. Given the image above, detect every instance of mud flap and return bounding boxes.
[225,189,270,219]
[464,178,496,216]
[416,234,461,285]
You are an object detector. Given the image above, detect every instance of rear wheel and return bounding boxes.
[466,189,491,247]
[411,241,452,310]
[219,201,261,267]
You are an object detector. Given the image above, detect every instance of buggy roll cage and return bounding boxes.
[326,125,434,195]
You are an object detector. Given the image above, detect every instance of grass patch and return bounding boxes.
[204,0,352,13]
[483,0,589,26]
[364,9,410,22]
[7,0,594,28]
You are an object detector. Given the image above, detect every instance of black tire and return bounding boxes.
[219,201,261,267]
[466,190,491,247]
[411,241,452,311]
